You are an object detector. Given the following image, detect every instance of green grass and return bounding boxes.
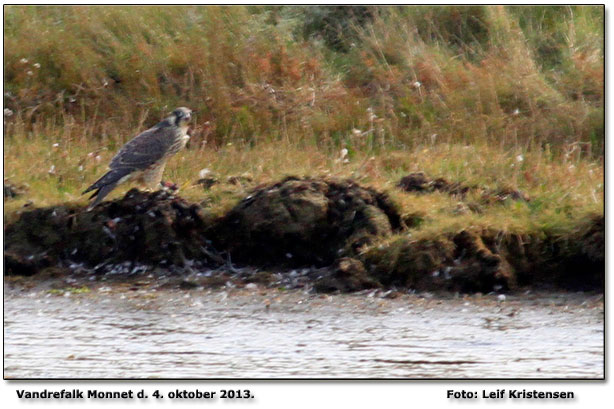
[4,135,603,239]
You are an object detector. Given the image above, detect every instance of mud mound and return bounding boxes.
[362,215,604,293]
[4,189,221,276]
[213,177,402,266]
[314,257,381,293]
[508,215,604,290]
[4,180,26,198]
[398,172,529,204]
[4,179,602,294]
[195,177,219,190]
[398,172,470,197]
[363,231,512,293]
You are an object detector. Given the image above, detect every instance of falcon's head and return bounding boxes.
[171,107,192,127]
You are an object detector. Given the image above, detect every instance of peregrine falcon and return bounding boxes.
[83,107,192,209]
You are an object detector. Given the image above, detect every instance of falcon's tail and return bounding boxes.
[83,168,132,210]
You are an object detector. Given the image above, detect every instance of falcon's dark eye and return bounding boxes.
[172,108,191,123]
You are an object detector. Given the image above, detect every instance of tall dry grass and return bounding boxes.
[340,6,603,152]
[4,5,604,154]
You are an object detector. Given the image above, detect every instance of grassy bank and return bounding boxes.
[4,136,604,292]
[3,136,604,230]
[4,6,604,291]
[4,146,603,292]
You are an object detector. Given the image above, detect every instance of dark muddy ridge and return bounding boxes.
[4,176,604,294]
[397,171,531,205]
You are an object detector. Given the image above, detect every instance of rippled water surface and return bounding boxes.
[4,286,604,378]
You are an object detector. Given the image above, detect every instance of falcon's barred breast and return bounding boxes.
[83,107,192,209]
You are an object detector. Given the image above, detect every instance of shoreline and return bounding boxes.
[5,270,605,303]
[4,176,604,295]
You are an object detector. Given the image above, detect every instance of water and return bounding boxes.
[4,286,604,378]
